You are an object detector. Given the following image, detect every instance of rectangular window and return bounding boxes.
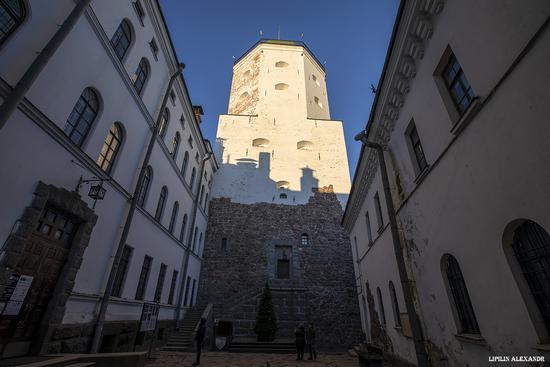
[180,114,185,129]
[149,38,159,61]
[112,245,133,297]
[170,90,176,106]
[374,192,384,230]
[133,1,146,26]
[183,276,191,306]
[277,259,290,279]
[409,124,428,173]
[188,135,194,148]
[135,255,152,300]
[168,270,178,304]
[365,211,373,244]
[154,263,167,303]
[221,237,228,251]
[443,54,474,114]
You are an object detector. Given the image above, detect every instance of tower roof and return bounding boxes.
[234,39,325,72]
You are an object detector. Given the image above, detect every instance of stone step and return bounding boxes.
[162,346,194,352]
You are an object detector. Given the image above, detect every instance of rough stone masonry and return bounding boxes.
[198,187,363,351]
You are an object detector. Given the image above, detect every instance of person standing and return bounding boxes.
[306,322,317,360]
[193,318,207,366]
[294,323,306,361]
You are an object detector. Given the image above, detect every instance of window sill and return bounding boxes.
[413,165,430,185]
[455,333,487,346]
[450,97,481,135]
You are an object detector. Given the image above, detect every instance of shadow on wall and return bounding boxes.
[214,139,349,204]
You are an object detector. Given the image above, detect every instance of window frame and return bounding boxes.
[111,19,133,62]
[137,166,153,207]
[167,270,178,304]
[132,57,149,96]
[377,287,386,326]
[154,263,167,303]
[135,255,152,300]
[112,245,133,297]
[0,0,27,47]
[389,281,402,328]
[179,213,188,242]
[97,122,123,174]
[374,192,384,231]
[63,88,100,147]
[155,186,168,222]
[168,201,179,234]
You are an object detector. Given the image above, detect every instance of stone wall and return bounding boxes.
[198,189,362,350]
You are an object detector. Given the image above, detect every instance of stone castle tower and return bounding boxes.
[212,39,351,205]
[200,40,361,351]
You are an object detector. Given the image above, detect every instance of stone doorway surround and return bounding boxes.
[0,181,97,357]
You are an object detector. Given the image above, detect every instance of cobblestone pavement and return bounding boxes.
[147,351,359,367]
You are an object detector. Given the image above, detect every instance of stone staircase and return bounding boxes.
[227,338,295,354]
[163,308,204,352]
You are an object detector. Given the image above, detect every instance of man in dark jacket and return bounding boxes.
[306,322,317,360]
[193,318,207,366]
[294,323,306,360]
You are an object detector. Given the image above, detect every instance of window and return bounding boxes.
[252,138,270,147]
[181,151,189,177]
[179,213,188,242]
[0,0,26,46]
[389,281,402,327]
[275,61,289,68]
[190,279,197,306]
[277,259,290,279]
[183,276,191,306]
[188,135,194,148]
[64,88,99,147]
[97,123,123,174]
[35,207,77,245]
[311,74,320,86]
[408,121,428,173]
[132,58,149,95]
[132,0,145,25]
[301,234,309,246]
[169,90,176,106]
[154,263,167,303]
[443,255,480,334]
[158,108,169,138]
[297,141,314,151]
[365,211,373,244]
[199,185,204,205]
[511,221,550,334]
[170,132,180,158]
[374,193,384,230]
[180,114,186,129]
[239,91,249,100]
[167,270,178,304]
[443,53,475,114]
[137,166,152,207]
[275,83,289,90]
[195,152,199,163]
[221,237,227,251]
[198,233,203,254]
[204,193,209,211]
[377,287,386,326]
[314,96,323,108]
[111,19,132,61]
[276,181,290,190]
[135,255,152,300]
[189,168,196,189]
[149,38,159,61]
[155,186,168,222]
[111,245,133,297]
[168,202,179,234]
[279,193,287,199]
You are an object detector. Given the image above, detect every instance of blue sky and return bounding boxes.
[159,0,399,175]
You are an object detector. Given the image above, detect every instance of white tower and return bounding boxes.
[212,40,350,205]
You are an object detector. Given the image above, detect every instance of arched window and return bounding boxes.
[0,0,26,46]
[377,287,386,326]
[170,132,180,158]
[275,61,288,68]
[297,140,314,151]
[155,186,168,222]
[179,213,188,242]
[111,19,132,61]
[137,166,152,207]
[389,281,402,327]
[181,151,189,176]
[64,88,99,147]
[189,167,196,189]
[199,185,204,205]
[158,108,169,138]
[301,233,309,246]
[275,83,289,90]
[252,138,270,147]
[314,96,323,108]
[168,201,179,234]
[442,254,480,334]
[511,220,550,335]
[132,58,149,95]
[279,193,287,199]
[97,122,123,174]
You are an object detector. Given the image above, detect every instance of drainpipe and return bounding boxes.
[174,152,212,325]
[354,130,430,367]
[0,0,93,130]
[89,63,185,353]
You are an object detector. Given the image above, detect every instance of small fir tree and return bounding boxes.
[254,282,277,341]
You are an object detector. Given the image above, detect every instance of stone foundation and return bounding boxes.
[199,190,362,351]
